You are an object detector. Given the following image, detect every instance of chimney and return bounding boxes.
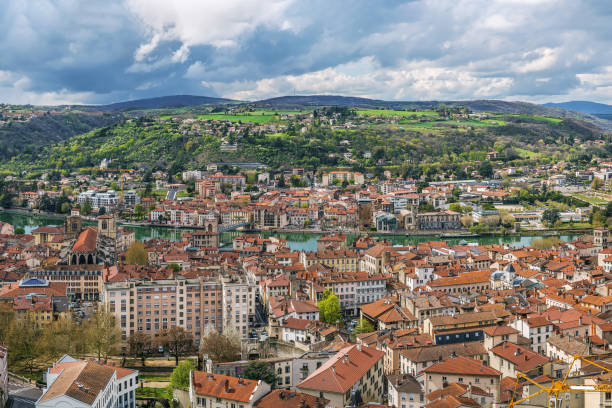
[343,354,349,364]
[357,343,362,352]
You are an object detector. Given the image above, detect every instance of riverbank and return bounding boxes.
[0,209,585,251]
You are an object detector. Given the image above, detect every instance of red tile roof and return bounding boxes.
[423,356,501,376]
[254,389,329,408]
[489,342,549,372]
[73,227,98,252]
[191,372,262,403]
[298,344,384,394]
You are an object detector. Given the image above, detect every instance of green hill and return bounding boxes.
[0,112,124,160]
[5,109,610,174]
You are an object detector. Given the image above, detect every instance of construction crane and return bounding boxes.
[509,354,612,408]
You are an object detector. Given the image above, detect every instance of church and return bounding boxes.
[59,213,119,266]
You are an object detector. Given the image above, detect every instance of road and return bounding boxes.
[6,376,42,408]
[166,189,178,200]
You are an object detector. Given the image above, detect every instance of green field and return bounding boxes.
[197,113,276,123]
[571,193,609,206]
[356,109,440,118]
[515,147,538,158]
[507,114,563,124]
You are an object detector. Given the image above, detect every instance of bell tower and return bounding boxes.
[98,214,117,239]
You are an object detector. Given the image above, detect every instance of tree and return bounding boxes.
[86,308,121,361]
[129,332,152,366]
[542,209,560,226]
[8,315,41,376]
[532,237,561,249]
[168,263,180,273]
[60,202,71,213]
[448,203,462,213]
[80,199,92,215]
[591,177,603,190]
[159,326,192,366]
[242,361,278,387]
[460,215,474,228]
[14,227,25,235]
[170,359,194,390]
[199,326,241,363]
[318,290,341,324]
[125,241,148,265]
[351,318,375,340]
[478,161,493,178]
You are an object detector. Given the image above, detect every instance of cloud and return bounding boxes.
[0,0,612,104]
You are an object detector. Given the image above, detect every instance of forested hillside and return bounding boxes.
[5,108,610,177]
[0,112,123,160]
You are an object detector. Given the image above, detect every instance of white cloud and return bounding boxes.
[126,0,297,64]
[212,57,514,101]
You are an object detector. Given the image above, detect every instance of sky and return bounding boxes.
[1,0,612,105]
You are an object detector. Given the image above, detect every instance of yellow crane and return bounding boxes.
[509,354,612,408]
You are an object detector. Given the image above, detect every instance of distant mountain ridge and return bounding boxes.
[543,101,612,115]
[88,95,236,112]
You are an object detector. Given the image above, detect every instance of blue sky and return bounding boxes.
[1,0,611,105]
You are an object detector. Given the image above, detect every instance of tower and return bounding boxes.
[98,214,117,240]
[594,227,609,248]
[65,208,82,236]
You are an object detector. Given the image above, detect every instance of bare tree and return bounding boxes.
[128,331,152,366]
[199,325,241,364]
[86,308,121,361]
[158,326,192,366]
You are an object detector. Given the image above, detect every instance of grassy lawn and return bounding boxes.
[197,114,275,124]
[139,374,171,382]
[136,386,172,399]
[556,222,592,229]
[515,147,538,158]
[151,190,168,198]
[356,109,440,118]
[571,193,609,205]
[507,114,563,124]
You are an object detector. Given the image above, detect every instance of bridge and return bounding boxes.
[218,222,251,233]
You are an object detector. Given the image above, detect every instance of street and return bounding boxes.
[6,376,42,408]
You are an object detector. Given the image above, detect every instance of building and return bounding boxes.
[253,389,329,408]
[189,371,271,408]
[103,274,256,347]
[321,171,364,186]
[0,278,69,323]
[510,316,553,354]
[488,342,550,378]
[297,344,385,408]
[36,356,138,408]
[423,356,502,403]
[30,265,104,301]
[387,374,424,408]
[423,311,500,345]
[77,190,120,211]
[399,343,487,377]
[0,346,6,408]
[417,211,461,230]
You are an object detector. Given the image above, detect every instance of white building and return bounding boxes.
[510,316,553,354]
[387,374,424,408]
[36,355,138,408]
[0,346,7,408]
[77,190,120,211]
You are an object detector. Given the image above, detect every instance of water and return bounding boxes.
[0,211,579,252]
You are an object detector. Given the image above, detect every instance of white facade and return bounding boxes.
[77,190,120,210]
[0,346,7,408]
[37,356,138,408]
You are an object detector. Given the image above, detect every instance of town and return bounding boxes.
[2,147,612,408]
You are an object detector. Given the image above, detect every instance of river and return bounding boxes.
[0,211,579,252]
